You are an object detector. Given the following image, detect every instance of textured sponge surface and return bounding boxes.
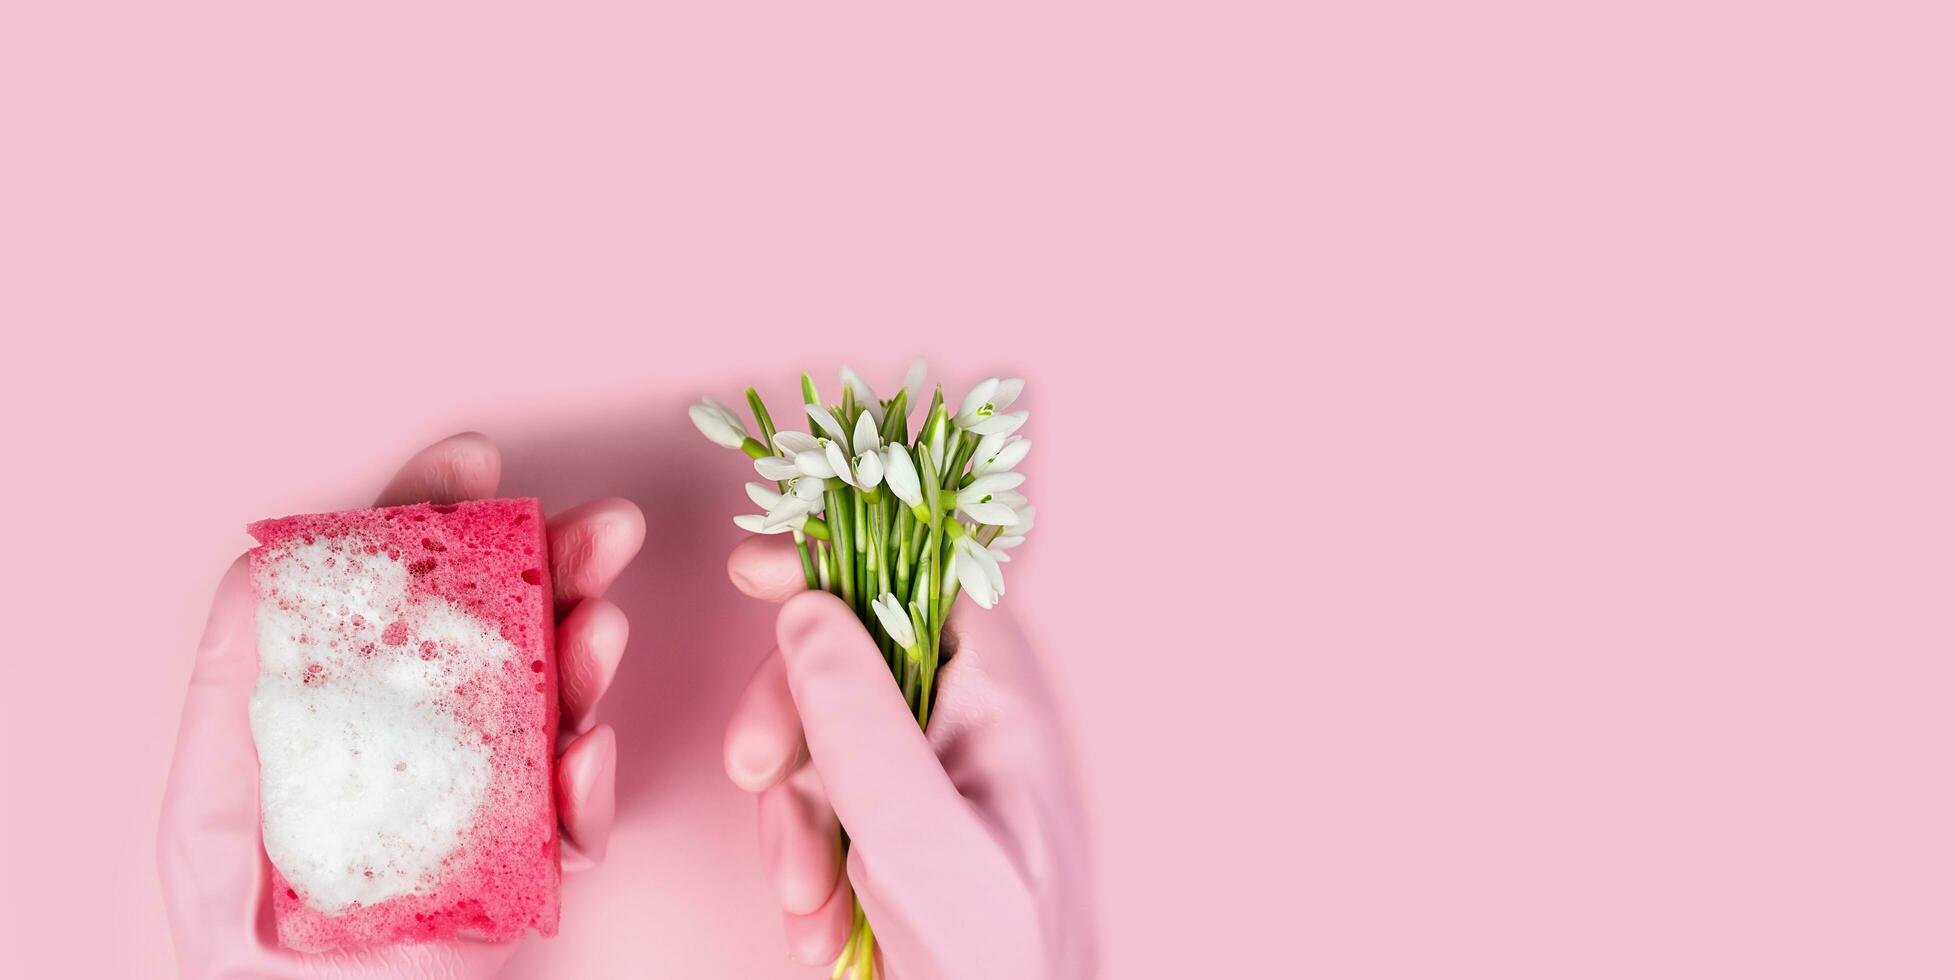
[248,499,559,952]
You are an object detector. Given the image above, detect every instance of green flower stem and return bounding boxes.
[880,389,910,445]
[791,530,818,587]
[908,547,931,609]
[893,507,913,599]
[827,488,855,608]
[745,388,778,446]
[747,388,819,588]
[871,501,892,600]
[938,428,963,482]
[854,491,870,614]
[901,647,921,709]
[909,514,929,563]
[922,389,945,437]
[918,636,940,730]
[945,440,977,489]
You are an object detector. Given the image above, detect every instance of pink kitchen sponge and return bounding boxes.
[247,499,559,952]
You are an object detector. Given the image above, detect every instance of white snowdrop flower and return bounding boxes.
[774,431,823,456]
[954,378,1028,435]
[789,427,849,481]
[955,472,1027,525]
[870,593,917,649]
[852,411,882,454]
[690,397,750,449]
[970,433,1030,477]
[753,431,824,480]
[748,479,823,511]
[739,480,823,532]
[733,488,801,535]
[806,404,851,445]
[949,534,1007,609]
[972,410,1028,438]
[840,366,884,426]
[990,506,1036,556]
[745,481,783,511]
[753,455,801,480]
[882,444,923,507]
[987,489,1029,513]
[901,358,928,408]
[824,412,887,490]
[734,514,798,534]
[795,442,840,479]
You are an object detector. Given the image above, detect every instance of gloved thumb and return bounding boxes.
[775,591,979,857]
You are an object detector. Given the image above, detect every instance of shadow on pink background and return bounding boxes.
[5,2,1953,978]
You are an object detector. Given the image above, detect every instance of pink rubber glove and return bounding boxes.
[721,536,1098,979]
[159,433,645,979]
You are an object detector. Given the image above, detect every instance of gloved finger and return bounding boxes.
[727,535,809,602]
[782,867,855,967]
[723,649,806,793]
[373,431,502,506]
[558,598,629,734]
[757,766,841,916]
[775,592,987,858]
[157,557,263,955]
[547,498,646,613]
[556,724,618,866]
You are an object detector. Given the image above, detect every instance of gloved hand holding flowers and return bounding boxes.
[696,363,1092,979]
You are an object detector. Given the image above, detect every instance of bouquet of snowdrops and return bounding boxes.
[690,360,1034,978]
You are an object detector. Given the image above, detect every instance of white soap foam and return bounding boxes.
[249,536,512,913]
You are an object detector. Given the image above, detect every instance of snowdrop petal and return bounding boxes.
[793,476,829,500]
[824,442,853,485]
[855,449,885,489]
[754,456,801,481]
[901,358,928,406]
[960,500,1021,525]
[796,450,838,479]
[841,366,884,425]
[957,378,1000,423]
[883,446,921,506]
[991,378,1024,412]
[967,410,1028,436]
[774,431,822,457]
[807,405,849,443]
[840,365,878,404]
[976,436,1030,475]
[1005,506,1036,536]
[973,432,1004,467]
[963,472,1026,495]
[985,491,1028,514]
[736,514,799,535]
[762,495,816,530]
[745,482,783,510]
[690,400,749,448]
[869,593,916,648]
[984,552,1006,599]
[852,411,882,454]
[952,547,996,608]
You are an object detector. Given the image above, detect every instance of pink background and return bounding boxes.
[3,3,1951,977]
